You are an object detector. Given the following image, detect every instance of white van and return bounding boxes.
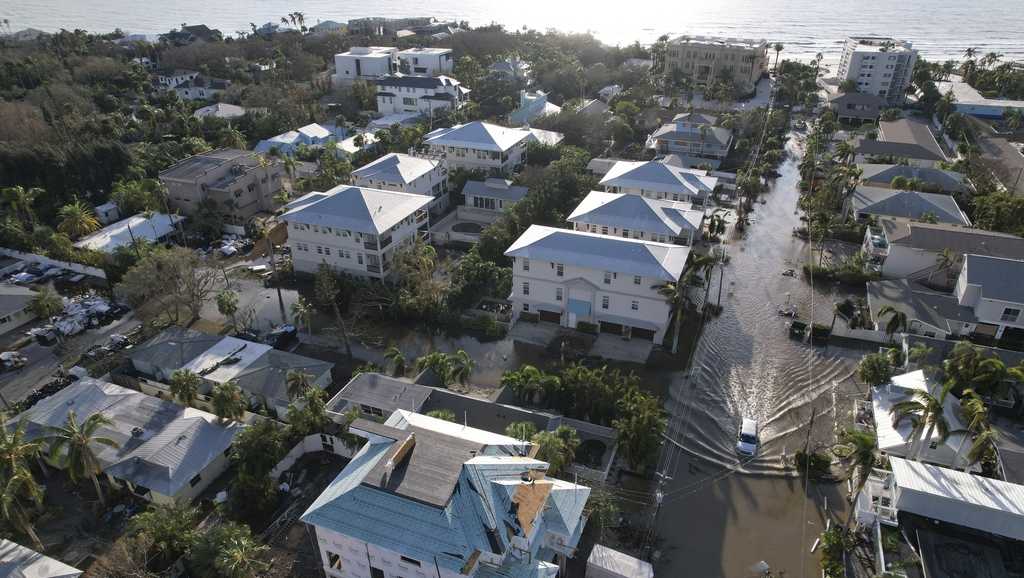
[736,418,759,457]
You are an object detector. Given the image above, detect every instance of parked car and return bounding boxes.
[736,418,759,457]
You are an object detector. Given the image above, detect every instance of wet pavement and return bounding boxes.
[649,132,871,577]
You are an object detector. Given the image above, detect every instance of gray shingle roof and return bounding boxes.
[879,118,945,159]
[129,326,222,373]
[330,373,431,415]
[881,218,1024,257]
[857,164,970,193]
[963,254,1024,303]
[850,186,969,225]
[866,279,976,334]
[854,138,944,161]
[231,349,333,408]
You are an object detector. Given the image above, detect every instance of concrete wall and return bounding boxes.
[270,433,361,479]
[0,304,35,337]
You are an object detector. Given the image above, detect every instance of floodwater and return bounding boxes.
[649,132,871,577]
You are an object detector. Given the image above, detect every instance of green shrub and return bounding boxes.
[520,311,539,323]
[575,321,598,334]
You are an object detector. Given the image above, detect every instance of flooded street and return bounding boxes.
[651,133,870,577]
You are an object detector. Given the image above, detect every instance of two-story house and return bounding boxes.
[375,74,469,116]
[955,254,1024,346]
[352,153,449,214]
[301,409,590,578]
[333,47,398,86]
[599,159,719,205]
[423,121,532,175]
[159,149,284,231]
[647,112,734,164]
[508,90,562,126]
[567,191,705,246]
[174,76,230,101]
[853,118,947,168]
[505,225,689,343]
[397,47,454,76]
[462,178,528,212]
[155,69,198,88]
[281,185,431,279]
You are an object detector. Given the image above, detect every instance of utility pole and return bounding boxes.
[266,234,286,324]
[645,470,671,559]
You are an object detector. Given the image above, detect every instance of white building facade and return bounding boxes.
[837,37,918,105]
[398,47,454,76]
[505,225,689,343]
[352,153,449,214]
[333,47,398,85]
[375,75,467,116]
[424,122,531,175]
[282,186,431,279]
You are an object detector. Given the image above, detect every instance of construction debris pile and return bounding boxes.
[28,293,128,340]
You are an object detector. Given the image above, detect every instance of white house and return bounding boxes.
[0,285,37,337]
[11,378,242,505]
[489,56,531,82]
[505,225,690,343]
[862,217,1024,280]
[462,178,528,212]
[954,254,1024,344]
[333,47,398,85]
[599,159,719,205]
[281,185,431,279]
[93,201,120,225]
[301,410,590,578]
[352,153,449,214]
[129,326,334,419]
[174,76,230,101]
[567,191,705,246]
[155,69,198,88]
[73,212,185,254]
[375,74,468,116]
[646,113,733,166]
[423,121,532,175]
[397,47,454,76]
[508,90,562,126]
[254,123,348,157]
[0,539,82,577]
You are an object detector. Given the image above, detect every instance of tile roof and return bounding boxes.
[857,164,969,193]
[352,153,440,185]
[280,185,431,235]
[504,225,689,281]
[567,191,703,237]
[963,254,1024,303]
[850,186,969,225]
[11,379,240,498]
[600,160,718,198]
[424,122,531,152]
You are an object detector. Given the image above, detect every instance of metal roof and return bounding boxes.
[567,191,703,237]
[280,185,431,235]
[504,225,689,281]
[0,539,82,578]
[424,121,531,152]
[352,152,440,185]
[650,123,733,148]
[73,212,185,253]
[850,186,969,225]
[600,160,718,198]
[963,254,1024,304]
[891,456,1024,540]
[462,179,529,203]
[870,371,968,467]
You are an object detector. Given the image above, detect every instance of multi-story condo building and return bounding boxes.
[505,225,689,343]
[646,113,734,165]
[281,185,431,279]
[352,153,449,214]
[567,191,705,246]
[663,35,769,93]
[397,47,454,76]
[599,159,719,205]
[301,409,591,578]
[423,121,532,175]
[837,37,918,105]
[375,74,469,116]
[333,47,398,85]
[159,149,284,229]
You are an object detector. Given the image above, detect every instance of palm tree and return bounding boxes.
[1,186,42,228]
[57,199,100,239]
[285,370,312,401]
[505,421,538,442]
[384,345,406,377]
[211,380,246,422]
[0,419,44,481]
[169,369,202,406]
[213,528,269,578]
[772,43,783,74]
[0,470,45,551]
[426,409,457,422]
[216,289,240,330]
[290,297,314,336]
[833,428,877,529]
[890,387,951,461]
[654,280,688,355]
[501,365,554,404]
[927,248,956,284]
[447,349,474,385]
[963,426,998,472]
[48,411,119,506]
[877,305,908,341]
[29,287,63,319]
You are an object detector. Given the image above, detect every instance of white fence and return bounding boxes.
[0,247,107,280]
[270,433,361,479]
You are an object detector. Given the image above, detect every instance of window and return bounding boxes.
[522,303,530,312]
[522,258,530,271]
[371,567,385,578]
[555,288,563,301]
[403,97,416,106]
[324,247,331,256]
[601,296,610,310]
[522,282,530,296]
[327,551,343,570]
[600,226,608,235]
[400,556,421,567]
[556,263,564,277]
[604,271,613,285]
[631,300,639,311]
[634,275,642,285]
[357,253,364,265]
[622,229,630,238]
[189,474,202,487]
[316,246,323,254]
[1002,308,1021,322]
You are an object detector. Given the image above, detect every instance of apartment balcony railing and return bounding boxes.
[366,264,381,274]
[378,235,393,249]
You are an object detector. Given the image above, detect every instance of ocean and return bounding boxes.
[3,0,1023,63]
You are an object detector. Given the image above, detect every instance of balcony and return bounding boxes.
[856,468,898,527]
[366,264,381,274]
[378,235,393,249]
[864,226,889,260]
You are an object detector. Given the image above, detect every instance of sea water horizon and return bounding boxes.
[3,0,1023,63]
